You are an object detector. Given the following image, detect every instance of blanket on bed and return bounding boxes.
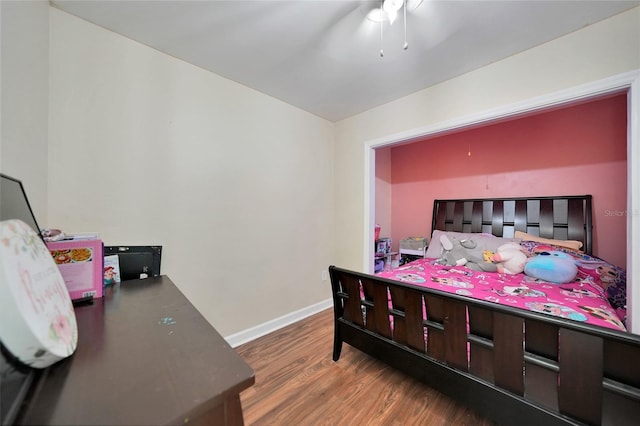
[377,252,626,331]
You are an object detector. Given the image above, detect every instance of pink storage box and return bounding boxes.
[47,239,104,301]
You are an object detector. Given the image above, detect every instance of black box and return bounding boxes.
[103,246,162,281]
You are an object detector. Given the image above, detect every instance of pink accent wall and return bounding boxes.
[388,94,628,268]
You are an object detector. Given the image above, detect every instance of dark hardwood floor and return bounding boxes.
[236,308,494,425]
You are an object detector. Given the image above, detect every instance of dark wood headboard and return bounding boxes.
[431,195,593,255]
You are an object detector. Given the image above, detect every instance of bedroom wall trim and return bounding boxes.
[363,69,640,333]
[629,70,640,334]
[224,298,332,348]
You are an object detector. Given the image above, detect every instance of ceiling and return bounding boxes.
[51,1,639,122]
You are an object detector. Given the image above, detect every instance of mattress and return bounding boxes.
[376,252,626,332]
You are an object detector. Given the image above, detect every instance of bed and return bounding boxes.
[329,195,640,425]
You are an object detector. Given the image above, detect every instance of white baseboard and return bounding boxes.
[224,298,333,348]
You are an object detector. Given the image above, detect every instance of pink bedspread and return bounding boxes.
[377,258,626,331]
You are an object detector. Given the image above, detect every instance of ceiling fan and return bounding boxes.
[366,0,424,56]
[317,0,434,62]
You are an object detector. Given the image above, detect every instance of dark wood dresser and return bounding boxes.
[15,276,255,425]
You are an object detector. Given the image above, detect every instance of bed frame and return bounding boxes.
[330,195,640,425]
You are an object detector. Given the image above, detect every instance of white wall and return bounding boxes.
[48,8,335,337]
[334,7,640,271]
[0,0,49,224]
[374,146,392,242]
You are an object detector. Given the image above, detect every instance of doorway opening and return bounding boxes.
[363,71,640,332]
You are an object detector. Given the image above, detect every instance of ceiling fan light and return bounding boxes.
[387,9,398,25]
[366,8,386,23]
[383,0,404,13]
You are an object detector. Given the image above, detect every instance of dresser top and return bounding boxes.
[17,275,255,425]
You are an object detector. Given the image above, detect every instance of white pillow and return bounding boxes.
[425,230,521,259]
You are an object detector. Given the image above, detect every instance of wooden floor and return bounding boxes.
[236,308,495,426]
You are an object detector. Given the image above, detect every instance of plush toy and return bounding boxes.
[436,234,466,266]
[437,234,497,272]
[491,242,527,275]
[524,251,578,284]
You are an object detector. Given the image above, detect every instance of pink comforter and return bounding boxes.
[377,258,625,331]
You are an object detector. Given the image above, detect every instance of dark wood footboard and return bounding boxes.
[329,265,640,426]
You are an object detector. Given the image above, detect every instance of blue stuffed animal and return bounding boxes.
[524,251,578,284]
